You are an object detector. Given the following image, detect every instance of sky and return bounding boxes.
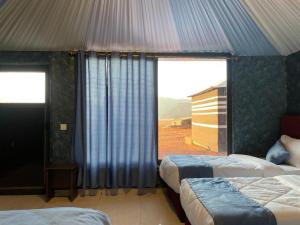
[0,72,45,103]
[158,59,227,99]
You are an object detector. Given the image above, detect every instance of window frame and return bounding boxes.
[155,55,232,164]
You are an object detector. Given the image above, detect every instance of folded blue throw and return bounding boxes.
[187,178,277,225]
[168,155,214,180]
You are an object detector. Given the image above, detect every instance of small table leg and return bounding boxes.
[69,170,77,201]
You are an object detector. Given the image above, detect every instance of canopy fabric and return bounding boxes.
[0,0,299,56]
[0,0,6,7]
[241,0,300,56]
[169,0,279,55]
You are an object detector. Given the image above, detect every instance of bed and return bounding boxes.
[181,175,300,225]
[0,207,111,225]
[159,115,300,221]
[160,154,300,193]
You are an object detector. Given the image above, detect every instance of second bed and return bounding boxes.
[181,175,300,225]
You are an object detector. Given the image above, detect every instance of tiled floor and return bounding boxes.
[0,188,182,225]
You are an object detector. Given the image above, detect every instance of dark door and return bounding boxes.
[0,70,47,193]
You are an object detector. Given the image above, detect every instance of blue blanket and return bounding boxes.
[0,207,111,225]
[168,155,214,180]
[187,178,277,225]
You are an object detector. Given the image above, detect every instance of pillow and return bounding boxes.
[281,135,300,168]
[266,140,289,164]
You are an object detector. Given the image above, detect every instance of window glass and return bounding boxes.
[0,72,45,103]
[158,58,227,159]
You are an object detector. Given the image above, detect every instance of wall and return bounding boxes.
[0,51,75,163]
[286,51,300,114]
[230,56,287,156]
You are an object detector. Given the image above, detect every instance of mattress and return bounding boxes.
[181,175,300,225]
[0,207,111,225]
[159,154,290,193]
[279,164,300,175]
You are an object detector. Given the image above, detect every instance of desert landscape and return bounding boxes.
[158,120,226,159]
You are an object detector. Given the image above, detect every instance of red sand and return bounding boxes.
[158,120,225,159]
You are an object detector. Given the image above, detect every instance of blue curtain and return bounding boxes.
[74,51,87,187]
[75,53,157,189]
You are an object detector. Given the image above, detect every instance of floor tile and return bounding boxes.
[0,188,182,225]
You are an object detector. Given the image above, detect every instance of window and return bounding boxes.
[0,72,46,103]
[158,58,227,159]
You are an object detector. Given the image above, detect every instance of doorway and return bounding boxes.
[0,69,48,194]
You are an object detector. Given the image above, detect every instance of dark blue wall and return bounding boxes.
[0,51,75,163]
[229,56,287,156]
[287,51,300,114]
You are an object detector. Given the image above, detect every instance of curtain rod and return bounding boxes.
[69,50,154,58]
[68,50,237,60]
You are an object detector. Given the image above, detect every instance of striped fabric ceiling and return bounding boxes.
[0,0,299,56]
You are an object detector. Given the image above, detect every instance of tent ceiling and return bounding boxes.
[242,0,300,56]
[0,0,299,56]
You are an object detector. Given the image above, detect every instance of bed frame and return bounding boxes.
[167,115,300,224]
[185,217,192,225]
[166,186,185,222]
[281,115,300,139]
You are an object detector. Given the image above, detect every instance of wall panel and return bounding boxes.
[0,51,75,163]
[230,56,286,156]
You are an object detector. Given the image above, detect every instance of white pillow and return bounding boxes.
[281,135,300,168]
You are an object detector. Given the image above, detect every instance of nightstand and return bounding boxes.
[45,163,78,201]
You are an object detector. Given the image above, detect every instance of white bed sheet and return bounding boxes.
[160,154,288,193]
[279,164,300,175]
[180,175,300,225]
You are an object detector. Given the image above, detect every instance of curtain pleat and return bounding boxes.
[75,53,157,189]
[74,51,87,187]
[85,54,108,188]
